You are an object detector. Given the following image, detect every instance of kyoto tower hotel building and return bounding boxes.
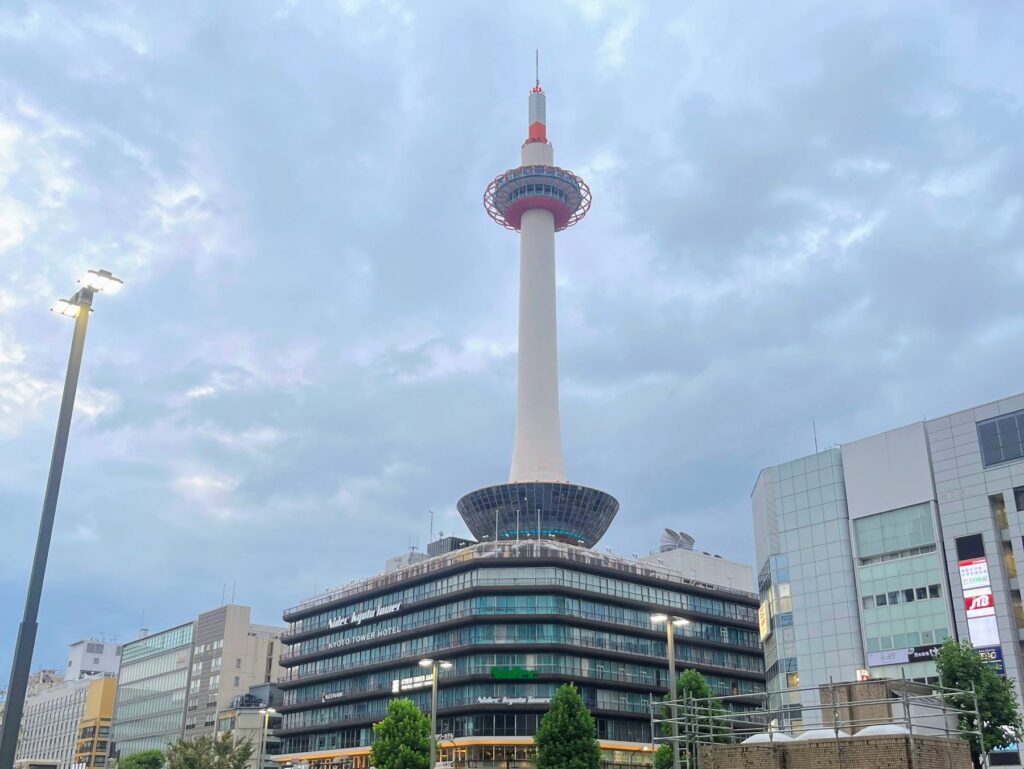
[274,77,764,769]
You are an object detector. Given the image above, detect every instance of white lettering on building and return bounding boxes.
[328,601,402,630]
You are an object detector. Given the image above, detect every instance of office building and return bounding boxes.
[110,605,283,757]
[275,75,765,769]
[14,675,116,769]
[66,640,121,681]
[752,391,1024,763]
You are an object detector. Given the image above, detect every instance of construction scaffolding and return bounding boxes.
[650,678,986,769]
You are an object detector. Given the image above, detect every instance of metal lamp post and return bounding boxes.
[419,658,453,769]
[651,613,690,769]
[257,707,277,769]
[0,269,123,769]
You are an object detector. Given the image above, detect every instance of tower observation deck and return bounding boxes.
[458,75,618,549]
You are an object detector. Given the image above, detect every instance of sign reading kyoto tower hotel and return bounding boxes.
[458,74,619,548]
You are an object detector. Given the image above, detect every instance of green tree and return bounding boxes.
[370,698,431,769]
[654,669,731,769]
[535,683,601,769]
[119,749,165,769]
[936,638,1023,769]
[164,732,253,769]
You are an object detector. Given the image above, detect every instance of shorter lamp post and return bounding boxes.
[650,613,690,769]
[419,658,453,769]
[257,707,277,769]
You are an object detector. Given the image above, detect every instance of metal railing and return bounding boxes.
[284,540,757,619]
[650,678,986,769]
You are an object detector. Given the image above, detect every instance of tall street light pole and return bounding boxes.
[0,269,123,769]
[419,658,452,769]
[651,613,690,769]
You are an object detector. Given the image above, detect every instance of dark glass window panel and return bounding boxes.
[956,534,986,561]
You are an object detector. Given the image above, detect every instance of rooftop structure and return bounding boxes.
[458,71,617,549]
[641,532,754,592]
[66,640,120,681]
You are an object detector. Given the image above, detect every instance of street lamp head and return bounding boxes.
[419,658,434,668]
[79,269,124,294]
[650,613,668,624]
[266,707,277,714]
[671,617,690,627]
[50,299,81,318]
[439,661,454,670]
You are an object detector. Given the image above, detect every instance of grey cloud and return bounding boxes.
[0,0,1022,669]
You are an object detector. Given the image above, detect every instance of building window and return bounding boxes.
[929,584,941,599]
[978,410,1024,467]
[956,534,986,561]
[1015,487,1024,512]
[862,596,874,609]
[233,676,240,687]
[236,658,242,669]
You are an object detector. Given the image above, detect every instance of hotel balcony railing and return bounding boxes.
[280,605,760,663]
[284,540,756,621]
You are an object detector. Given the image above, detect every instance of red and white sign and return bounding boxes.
[958,558,991,590]
[964,588,996,618]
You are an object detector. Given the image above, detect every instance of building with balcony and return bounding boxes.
[14,674,115,769]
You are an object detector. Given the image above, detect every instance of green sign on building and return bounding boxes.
[490,666,537,680]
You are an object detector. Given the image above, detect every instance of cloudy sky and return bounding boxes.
[1,0,1022,672]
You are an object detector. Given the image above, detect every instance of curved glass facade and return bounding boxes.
[277,542,764,767]
[458,482,620,550]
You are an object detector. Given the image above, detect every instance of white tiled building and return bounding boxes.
[15,676,100,769]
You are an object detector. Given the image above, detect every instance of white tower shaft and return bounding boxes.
[510,139,566,483]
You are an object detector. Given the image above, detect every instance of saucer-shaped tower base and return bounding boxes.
[457,482,619,549]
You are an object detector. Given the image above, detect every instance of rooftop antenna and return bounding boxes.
[813,419,819,453]
[533,48,543,93]
[231,579,236,604]
[429,510,435,542]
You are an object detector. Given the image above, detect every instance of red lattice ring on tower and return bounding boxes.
[484,165,592,232]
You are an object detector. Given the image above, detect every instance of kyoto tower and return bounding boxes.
[457,66,619,549]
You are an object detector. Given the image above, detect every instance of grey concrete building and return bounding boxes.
[110,605,283,758]
[752,392,1024,765]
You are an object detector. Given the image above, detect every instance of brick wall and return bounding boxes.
[698,734,971,769]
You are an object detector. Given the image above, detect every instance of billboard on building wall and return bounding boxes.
[964,587,996,618]
[976,645,1006,677]
[758,603,770,641]
[867,643,943,667]
[958,558,991,590]
[967,615,1001,647]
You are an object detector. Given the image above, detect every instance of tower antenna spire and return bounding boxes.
[536,49,540,89]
